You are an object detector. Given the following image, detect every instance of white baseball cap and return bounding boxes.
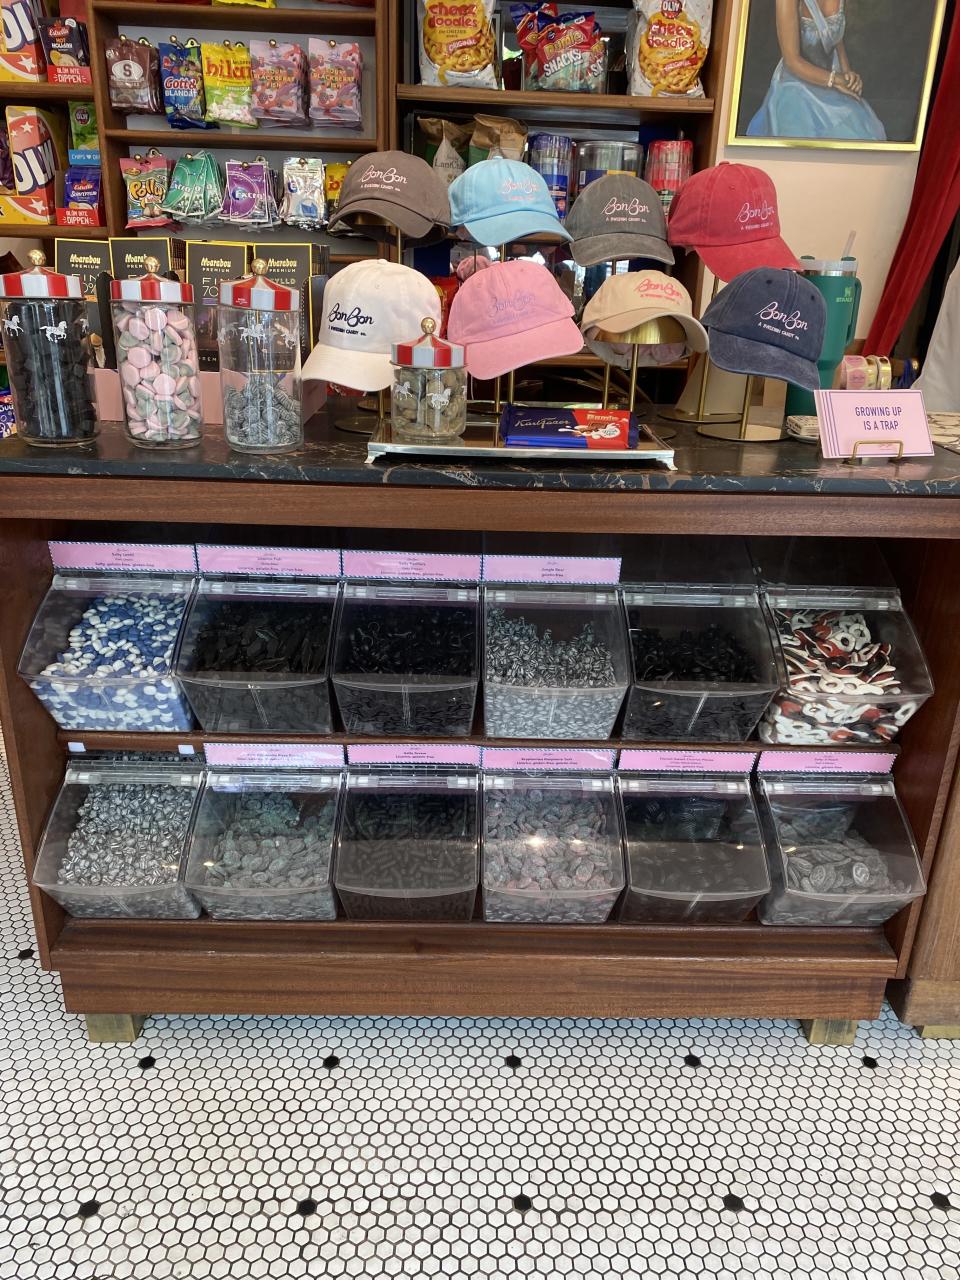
[303,259,442,391]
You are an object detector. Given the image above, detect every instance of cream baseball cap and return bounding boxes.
[581,270,708,370]
[302,259,442,391]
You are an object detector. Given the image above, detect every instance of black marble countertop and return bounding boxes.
[1,415,959,496]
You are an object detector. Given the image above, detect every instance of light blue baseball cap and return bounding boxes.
[449,157,572,248]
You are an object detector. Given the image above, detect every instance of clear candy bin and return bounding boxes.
[185,769,343,920]
[332,583,480,737]
[334,769,479,920]
[33,762,203,919]
[622,588,778,742]
[756,773,926,926]
[483,588,630,740]
[482,773,625,924]
[174,578,338,733]
[618,774,770,923]
[18,572,195,732]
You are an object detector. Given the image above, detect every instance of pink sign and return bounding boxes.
[342,551,482,582]
[816,390,933,460]
[197,545,340,578]
[205,743,345,769]
[482,554,621,586]
[49,541,197,574]
[618,749,757,773]
[758,750,896,775]
[347,743,482,767]
[482,748,616,772]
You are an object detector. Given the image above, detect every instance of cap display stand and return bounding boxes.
[696,377,785,443]
[660,280,742,426]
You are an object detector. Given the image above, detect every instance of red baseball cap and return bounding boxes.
[667,163,800,282]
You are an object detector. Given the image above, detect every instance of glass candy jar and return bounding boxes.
[218,259,302,454]
[391,318,466,440]
[110,257,202,449]
[0,250,96,446]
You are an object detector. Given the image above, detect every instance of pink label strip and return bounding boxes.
[618,749,758,773]
[49,541,197,574]
[482,554,622,586]
[342,551,482,582]
[197,545,341,578]
[347,743,482,767]
[205,743,346,769]
[758,750,896,775]
[482,748,616,772]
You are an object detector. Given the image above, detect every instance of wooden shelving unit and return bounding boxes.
[104,127,378,154]
[0,223,108,239]
[0,81,93,101]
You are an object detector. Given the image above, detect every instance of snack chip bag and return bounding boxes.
[37,16,89,69]
[160,38,215,130]
[202,40,256,128]
[105,35,162,114]
[627,0,710,97]
[417,0,497,88]
[308,39,363,127]
[251,39,308,126]
[120,151,171,228]
[68,100,98,152]
[63,166,102,213]
[535,10,605,92]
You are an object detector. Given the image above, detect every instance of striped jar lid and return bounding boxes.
[219,258,299,311]
[393,316,463,368]
[110,256,194,304]
[0,249,82,300]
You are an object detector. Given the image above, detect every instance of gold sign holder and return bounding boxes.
[844,438,906,466]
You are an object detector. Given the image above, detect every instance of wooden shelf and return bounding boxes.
[91,0,376,34]
[396,84,715,126]
[0,81,93,101]
[52,916,896,1019]
[0,223,108,239]
[105,127,376,154]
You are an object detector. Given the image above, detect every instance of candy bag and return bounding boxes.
[163,151,223,223]
[159,38,215,130]
[308,39,362,127]
[251,39,307,126]
[202,41,256,128]
[220,158,279,229]
[280,156,326,230]
[324,161,349,210]
[627,0,711,97]
[120,151,171,228]
[68,100,98,152]
[106,35,161,114]
[0,130,13,190]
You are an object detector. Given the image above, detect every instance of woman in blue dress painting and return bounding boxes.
[747,0,886,141]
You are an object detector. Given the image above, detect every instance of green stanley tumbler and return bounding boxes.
[784,257,862,417]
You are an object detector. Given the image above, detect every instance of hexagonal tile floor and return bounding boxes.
[1,748,959,1280]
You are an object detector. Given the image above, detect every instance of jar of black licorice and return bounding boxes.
[0,250,96,447]
[217,259,302,454]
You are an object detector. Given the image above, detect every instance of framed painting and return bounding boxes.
[727,0,947,151]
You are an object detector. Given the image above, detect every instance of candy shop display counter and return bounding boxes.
[1,418,960,1044]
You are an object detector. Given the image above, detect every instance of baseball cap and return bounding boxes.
[327,151,450,241]
[701,267,826,391]
[448,157,572,247]
[302,259,442,391]
[565,175,674,268]
[447,258,582,380]
[667,163,800,281]
[581,270,707,369]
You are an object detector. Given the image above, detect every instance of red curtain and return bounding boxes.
[865,6,960,355]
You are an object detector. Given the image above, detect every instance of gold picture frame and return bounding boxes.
[727,0,947,152]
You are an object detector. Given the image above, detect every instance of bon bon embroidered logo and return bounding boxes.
[602,197,650,219]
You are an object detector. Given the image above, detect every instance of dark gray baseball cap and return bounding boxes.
[702,267,827,391]
[565,174,674,268]
[327,150,451,242]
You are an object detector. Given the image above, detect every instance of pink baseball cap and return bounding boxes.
[667,163,800,282]
[447,259,583,380]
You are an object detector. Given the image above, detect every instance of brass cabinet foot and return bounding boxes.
[916,1024,960,1039]
[800,1018,859,1046]
[84,1014,147,1043]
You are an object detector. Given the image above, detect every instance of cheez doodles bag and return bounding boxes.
[417,0,497,88]
[628,0,711,97]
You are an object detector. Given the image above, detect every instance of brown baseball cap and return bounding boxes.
[327,150,451,242]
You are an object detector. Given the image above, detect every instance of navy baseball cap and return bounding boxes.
[701,267,826,391]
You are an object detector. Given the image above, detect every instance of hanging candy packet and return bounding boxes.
[163,151,223,222]
[120,151,171,228]
[106,35,162,114]
[159,38,215,130]
[250,39,307,126]
[280,156,326,230]
[202,40,256,128]
[308,39,362,126]
[220,157,279,229]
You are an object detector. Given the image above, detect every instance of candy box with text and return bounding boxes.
[0,0,45,82]
[5,105,67,211]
